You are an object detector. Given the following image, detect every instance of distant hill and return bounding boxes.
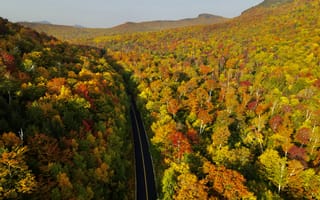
[18,22,102,41]
[111,14,228,33]
[19,14,228,42]
[33,20,52,24]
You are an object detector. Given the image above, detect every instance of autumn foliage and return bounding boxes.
[1,0,320,199]
[89,0,320,199]
[0,18,133,199]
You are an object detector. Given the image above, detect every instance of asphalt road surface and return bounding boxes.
[130,99,157,200]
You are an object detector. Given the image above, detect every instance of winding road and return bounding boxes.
[130,99,157,200]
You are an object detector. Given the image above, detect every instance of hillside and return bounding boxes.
[19,14,227,42]
[242,0,293,14]
[17,22,106,42]
[93,0,320,199]
[259,0,293,7]
[0,17,133,199]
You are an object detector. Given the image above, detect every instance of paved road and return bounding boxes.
[130,99,157,200]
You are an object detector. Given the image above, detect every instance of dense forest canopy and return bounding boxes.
[92,0,320,199]
[1,0,320,199]
[0,17,133,199]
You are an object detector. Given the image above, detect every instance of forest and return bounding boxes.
[0,18,133,199]
[1,0,320,199]
[91,0,320,199]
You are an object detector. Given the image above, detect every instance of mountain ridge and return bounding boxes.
[18,13,228,41]
[19,0,292,42]
[258,0,293,7]
[110,13,228,33]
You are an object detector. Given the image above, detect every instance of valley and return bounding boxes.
[1,0,320,199]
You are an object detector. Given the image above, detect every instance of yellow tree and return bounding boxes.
[0,132,37,198]
[258,149,288,193]
[174,173,208,200]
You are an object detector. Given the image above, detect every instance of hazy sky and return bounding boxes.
[0,0,263,28]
